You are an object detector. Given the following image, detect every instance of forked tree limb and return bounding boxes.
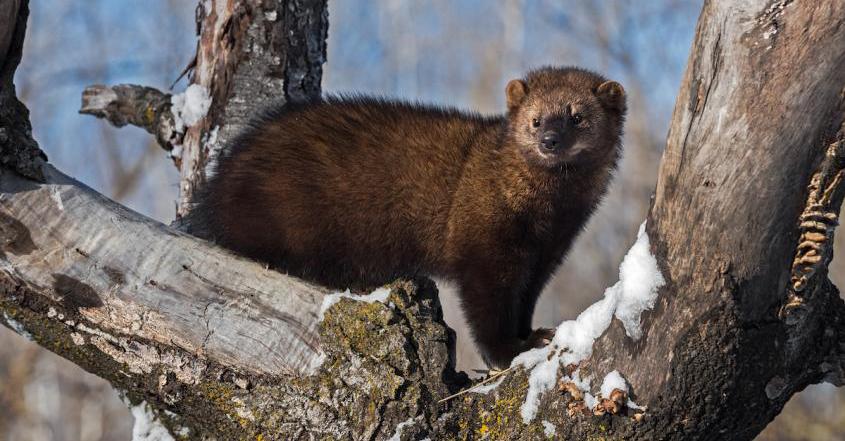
[4,0,845,440]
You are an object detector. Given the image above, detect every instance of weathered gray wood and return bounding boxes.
[0,164,328,377]
[79,84,183,154]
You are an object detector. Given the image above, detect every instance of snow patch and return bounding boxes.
[171,84,211,131]
[600,370,628,398]
[628,399,646,411]
[169,145,182,160]
[541,420,555,437]
[130,401,175,441]
[3,312,32,340]
[318,287,392,321]
[597,370,646,410]
[614,223,666,339]
[513,222,664,422]
[583,392,598,411]
[387,417,416,441]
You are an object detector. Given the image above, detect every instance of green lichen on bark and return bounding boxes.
[3,269,628,439]
[262,278,466,440]
[2,270,644,440]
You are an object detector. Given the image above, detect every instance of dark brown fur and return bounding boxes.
[186,67,626,368]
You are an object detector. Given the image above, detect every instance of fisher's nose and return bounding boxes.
[541,131,561,150]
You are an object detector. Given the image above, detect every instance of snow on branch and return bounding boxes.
[79,83,204,159]
[513,222,663,422]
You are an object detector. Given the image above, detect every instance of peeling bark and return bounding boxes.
[5,0,845,440]
[178,0,326,217]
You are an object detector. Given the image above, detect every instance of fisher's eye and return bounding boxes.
[572,113,583,125]
[531,117,541,128]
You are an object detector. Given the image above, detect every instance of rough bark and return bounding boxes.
[176,0,327,217]
[578,1,845,438]
[4,0,845,440]
[0,166,461,436]
[0,0,46,181]
[79,84,183,156]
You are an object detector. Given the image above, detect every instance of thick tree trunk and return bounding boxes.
[0,0,45,181]
[3,0,845,439]
[585,1,845,437]
[175,0,326,216]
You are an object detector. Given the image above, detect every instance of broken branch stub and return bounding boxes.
[80,84,183,154]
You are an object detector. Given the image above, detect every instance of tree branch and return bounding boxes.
[0,163,329,375]
[0,163,465,439]
[79,84,182,155]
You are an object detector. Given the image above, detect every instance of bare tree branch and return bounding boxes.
[0,164,329,377]
[79,84,182,154]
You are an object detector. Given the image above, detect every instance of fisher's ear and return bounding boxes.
[506,79,528,111]
[594,80,626,113]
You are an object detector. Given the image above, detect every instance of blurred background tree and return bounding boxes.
[2,0,841,439]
